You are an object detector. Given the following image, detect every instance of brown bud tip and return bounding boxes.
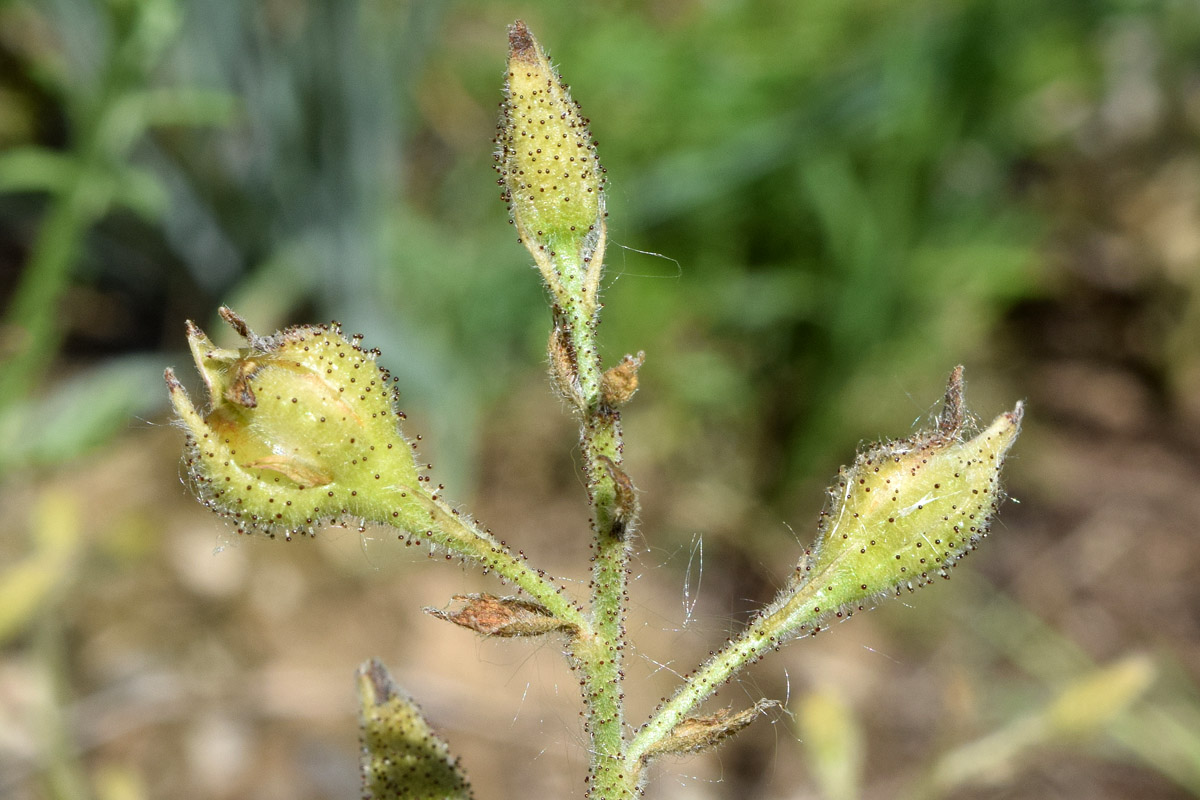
[217,306,252,340]
[508,20,536,62]
[937,365,966,438]
[1007,400,1026,426]
[359,658,397,704]
[601,351,645,407]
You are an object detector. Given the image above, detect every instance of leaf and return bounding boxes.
[0,147,79,194]
[0,355,167,476]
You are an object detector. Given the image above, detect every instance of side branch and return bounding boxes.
[406,492,590,634]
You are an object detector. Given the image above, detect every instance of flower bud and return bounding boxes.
[640,699,778,762]
[496,20,606,303]
[165,308,421,538]
[547,322,581,405]
[425,593,578,638]
[796,368,1022,617]
[357,658,472,800]
[600,351,645,407]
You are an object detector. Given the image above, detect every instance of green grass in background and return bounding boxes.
[0,0,1121,487]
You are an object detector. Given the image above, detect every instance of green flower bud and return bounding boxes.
[357,659,472,800]
[623,371,1021,776]
[496,20,606,305]
[165,307,422,539]
[796,368,1022,619]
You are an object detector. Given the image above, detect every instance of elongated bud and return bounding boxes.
[548,322,581,405]
[596,455,638,538]
[165,308,424,538]
[425,594,578,638]
[796,368,1022,618]
[640,699,778,762]
[496,20,606,307]
[357,659,473,800]
[1045,654,1155,737]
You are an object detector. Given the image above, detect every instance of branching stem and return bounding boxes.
[404,491,589,634]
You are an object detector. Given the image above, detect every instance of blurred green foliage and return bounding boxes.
[3,0,1196,494]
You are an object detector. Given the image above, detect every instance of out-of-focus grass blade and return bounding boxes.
[0,490,79,645]
[0,355,168,476]
[960,579,1200,796]
[928,654,1156,795]
[797,688,864,800]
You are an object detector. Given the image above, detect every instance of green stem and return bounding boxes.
[624,574,830,777]
[555,247,633,798]
[0,126,117,407]
[402,491,589,634]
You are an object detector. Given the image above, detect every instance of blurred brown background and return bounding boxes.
[2,1,1200,798]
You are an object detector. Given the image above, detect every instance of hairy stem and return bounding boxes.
[623,579,828,776]
[402,491,589,634]
[554,245,634,797]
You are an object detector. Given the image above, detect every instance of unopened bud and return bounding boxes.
[496,20,606,303]
[548,323,581,405]
[797,689,864,800]
[357,659,472,800]
[600,351,645,407]
[165,308,420,538]
[425,593,577,638]
[1045,654,1155,738]
[640,699,777,762]
[596,455,638,538]
[797,368,1022,616]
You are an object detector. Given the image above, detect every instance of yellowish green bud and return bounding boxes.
[496,20,606,305]
[625,370,1022,776]
[164,307,422,539]
[357,659,473,800]
[795,368,1022,621]
[167,309,590,632]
